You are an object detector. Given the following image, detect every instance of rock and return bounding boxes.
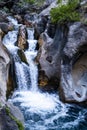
[0,11,14,33]
[47,21,57,38]
[7,57,16,98]
[17,25,28,50]
[45,0,55,5]
[0,108,19,130]
[12,2,29,15]
[7,102,24,124]
[39,0,57,17]
[59,22,87,103]
[14,14,23,24]
[17,49,28,65]
[34,15,48,39]
[37,25,68,91]
[0,29,11,105]
[0,10,8,23]
[23,13,34,27]
[0,22,13,33]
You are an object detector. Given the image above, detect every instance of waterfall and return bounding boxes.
[3,30,30,90]
[25,28,38,91]
[3,17,87,130]
[7,16,18,26]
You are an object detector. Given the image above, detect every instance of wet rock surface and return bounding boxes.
[17,25,28,50]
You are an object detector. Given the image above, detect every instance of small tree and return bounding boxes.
[50,0,80,24]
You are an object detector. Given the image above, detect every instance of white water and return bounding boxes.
[7,16,18,26]
[25,28,38,91]
[2,25,65,112]
[3,17,87,130]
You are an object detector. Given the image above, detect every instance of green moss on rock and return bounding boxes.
[6,107,24,130]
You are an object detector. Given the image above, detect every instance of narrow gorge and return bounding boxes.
[0,0,87,130]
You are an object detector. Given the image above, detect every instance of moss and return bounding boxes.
[0,102,2,108]
[6,107,24,130]
[50,0,80,24]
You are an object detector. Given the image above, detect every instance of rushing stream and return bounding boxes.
[2,17,87,130]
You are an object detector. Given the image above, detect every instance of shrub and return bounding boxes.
[50,0,80,24]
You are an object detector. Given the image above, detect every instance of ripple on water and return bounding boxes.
[9,90,87,130]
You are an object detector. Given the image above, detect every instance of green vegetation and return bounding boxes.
[24,0,35,4]
[50,0,80,24]
[6,107,24,130]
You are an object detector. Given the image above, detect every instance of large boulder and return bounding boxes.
[59,22,87,103]
[0,29,11,105]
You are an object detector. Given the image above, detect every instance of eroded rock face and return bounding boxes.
[0,29,11,105]
[37,25,68,91]
[60,22,87,103]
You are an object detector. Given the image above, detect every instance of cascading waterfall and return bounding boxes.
[3,30,30,90]
[2,17,87,130]
[25,28,38,91]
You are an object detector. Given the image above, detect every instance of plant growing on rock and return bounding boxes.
[6,107,24,130]
[50,0,80,24]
